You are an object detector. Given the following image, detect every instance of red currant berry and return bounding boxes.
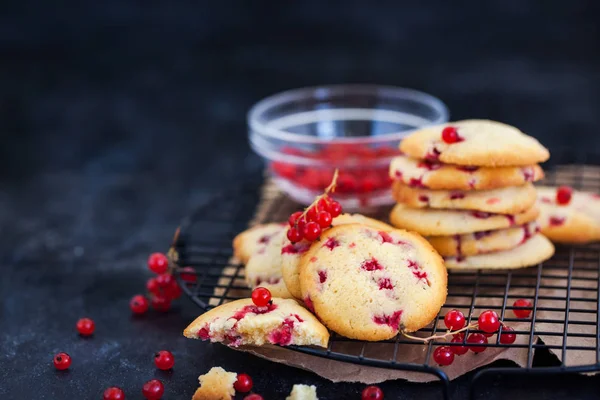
[150,295,171,312]
[154,350,175,370]
[295,216,307,232]
[53,352,72,370]
[513,299,533,318]
[148,252,168,274]
[103,387,125,400]
[305,206,319,222]
[499,326,517,344]
[130,295,149,315]
[76,317,95,336]
[287,227,303,243]
[142,379,164,400]
[288,211,304,227]
[556,185,573,205]
[303,221,322,241]
[441,126,463,144]
[328,201,342,218]
[147,277,161,295]
[317,196,331,212]
[234,373,253,393]
[243,395,264,400]
[164,280,182,300]
[156,273,173,288]
[443,309,465,331]
[361,385,384,400]
[450,333,468,355]
[433,346,455,366]
[466,333,488,353]
[251,287,272,307]
[180,266,197,283]
[316,210,332,228]
[478,310,500,333]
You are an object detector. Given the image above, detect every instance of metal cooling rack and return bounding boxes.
[172,151,600,400]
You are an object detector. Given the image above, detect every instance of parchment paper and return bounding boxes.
[207,166,599,383]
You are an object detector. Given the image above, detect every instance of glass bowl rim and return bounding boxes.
[247,84,449,144]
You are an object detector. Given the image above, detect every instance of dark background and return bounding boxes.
[2,1,600,399]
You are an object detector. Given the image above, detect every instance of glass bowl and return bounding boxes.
[247,84,449,209]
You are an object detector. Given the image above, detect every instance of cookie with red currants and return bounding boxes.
[299,224,447,340]
[389,203,539,236]
[286,194,343,244]
[399,120,550,167]
[183,296,329,348]
[444,233,554,269]
[537,186,600,243]
[392,181,537,214]
[389,154,544,191]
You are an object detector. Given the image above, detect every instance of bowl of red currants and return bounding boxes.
[248,84,449,209]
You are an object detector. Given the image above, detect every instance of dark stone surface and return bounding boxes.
[1,1,600,398]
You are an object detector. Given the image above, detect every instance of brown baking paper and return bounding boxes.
[206,166,599,383]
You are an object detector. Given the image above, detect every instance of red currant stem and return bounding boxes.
[401,318,509,343]
[297,169,339,224]
[165,246,178,274]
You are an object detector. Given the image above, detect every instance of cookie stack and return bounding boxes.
[388,119,555,269]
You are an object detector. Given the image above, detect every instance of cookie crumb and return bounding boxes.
[192,367,237,400]
[286,384,319,400]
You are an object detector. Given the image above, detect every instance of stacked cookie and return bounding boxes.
[389,119,555,269]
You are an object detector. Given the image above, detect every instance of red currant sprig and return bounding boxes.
[402,309,516,366]
[287,170,342,244]
[142,251,184,313]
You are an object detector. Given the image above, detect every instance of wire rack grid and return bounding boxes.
[172,153,600,400]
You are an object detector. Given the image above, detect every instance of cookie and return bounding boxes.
[282,214,393,299]
[286,384,319,400]
[399,120,550,167]
[233,223,285,263]
[537,186,600,243]
[389,203,540,236]
[389,154,544,190]
[183,298,329,348]
[298,224,447,340]
[427,222,539,257]
[444,234,554,269]
[244,230,293,298]
[392,181,536,214]
[192,367,237,400]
